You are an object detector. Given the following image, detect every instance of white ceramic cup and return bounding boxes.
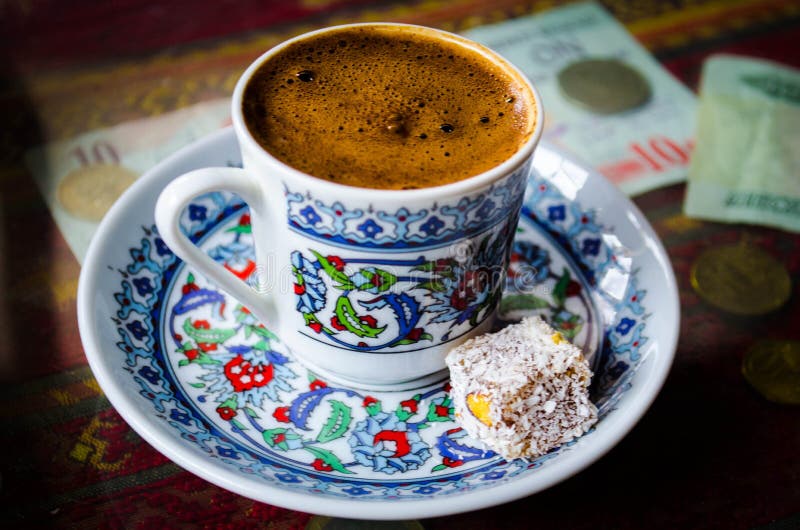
[155,23,543,388]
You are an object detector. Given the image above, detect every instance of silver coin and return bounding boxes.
[557,58,652,114]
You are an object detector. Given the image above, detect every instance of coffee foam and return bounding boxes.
[243,25,537,189]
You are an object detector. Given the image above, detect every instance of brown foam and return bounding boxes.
[243,25,537,190]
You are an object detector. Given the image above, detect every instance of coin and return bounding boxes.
[557,58,652,114]
[690,243,792,315]
[742,340,800,405]
[57,164,138,221]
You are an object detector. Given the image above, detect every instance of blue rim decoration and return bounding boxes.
[111,168,649,500]
[285,164,528,251]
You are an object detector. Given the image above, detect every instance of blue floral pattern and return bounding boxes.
[291,251,327,314]
[287,218,514,352]
[349,411,431,474]
[284,165,529,250]
[106,147,654,501]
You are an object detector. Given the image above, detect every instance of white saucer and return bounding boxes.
[77,127,679,520]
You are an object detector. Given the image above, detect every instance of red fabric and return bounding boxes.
[1,0,379,68]
[1,0,799,528]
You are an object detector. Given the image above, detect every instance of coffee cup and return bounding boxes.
[155,23,543,388]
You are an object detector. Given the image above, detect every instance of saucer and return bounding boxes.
[78,128,679,520]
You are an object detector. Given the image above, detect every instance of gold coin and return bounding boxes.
[742,340,800,405]
[57,164,138,222]
[690,243,792,315]
[557,58,651,114]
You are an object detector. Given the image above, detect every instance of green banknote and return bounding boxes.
[684,55,800,232]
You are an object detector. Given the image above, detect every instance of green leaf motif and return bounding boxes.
[469,306,483,326]
[251,325,278,341]
[415,280,446,292]
[182,319,236,344]
[177,346,221,366]
[304,446,354,474]
[500,293,552,313]
[234,304,253,324]
[413,259,456,279]
[552,269,571,307]
[194,352,222,366]
[303,313,335,335]
[426,397,453,422]
[316,400,352,443]
[226,224,252,234]
[561,323,583,340]
[334,296,385,338]
[395,409,413,421]
[262,427,300,451]
[311,250,354,289]
[219,396,239,410]
[411,260,437,272]
[354,267,397,293]
[365,400,382,417]
[552,312,584,340]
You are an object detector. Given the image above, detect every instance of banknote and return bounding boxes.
[684,55,800,233]
[28,2,698,263]
[463,1,697,196]
[25,98,231,262]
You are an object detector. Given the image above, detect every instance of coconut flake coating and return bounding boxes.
[445,316,597,459]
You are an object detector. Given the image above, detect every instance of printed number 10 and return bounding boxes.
[630,136,692,172]
[70,141,120,166]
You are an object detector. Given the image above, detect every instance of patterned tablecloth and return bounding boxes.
[1,0,799,528]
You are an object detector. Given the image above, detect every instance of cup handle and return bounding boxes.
[154,167,279,327]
